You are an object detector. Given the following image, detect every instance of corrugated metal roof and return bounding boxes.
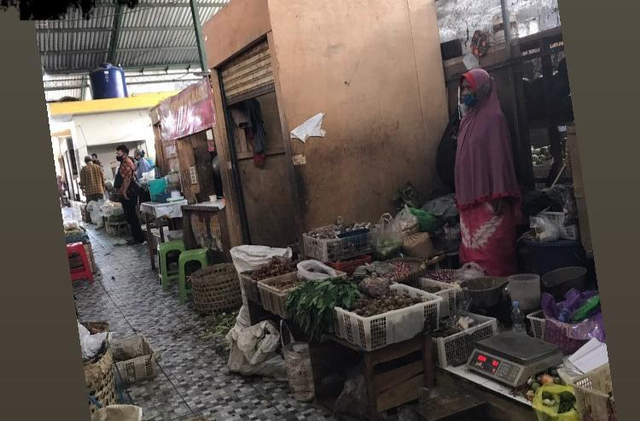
[37,0,231,75]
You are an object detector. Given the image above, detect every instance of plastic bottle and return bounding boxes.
[511,301,526,334]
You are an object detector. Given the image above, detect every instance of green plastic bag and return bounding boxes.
[533,384,580,421]
[408,207,443,233]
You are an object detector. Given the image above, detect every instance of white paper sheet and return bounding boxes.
[567,338,609,374]
[290,113,326,143]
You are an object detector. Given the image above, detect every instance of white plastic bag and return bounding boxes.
[531,214,561,242]
[78,322,108,360]
[297,260,341,281]
[455,262,486,281]
[395,205,419,236]
[227,320,287,381]
[87,200,104,228]
[230,245,293,274]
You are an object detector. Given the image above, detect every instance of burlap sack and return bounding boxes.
[402,233,434,259]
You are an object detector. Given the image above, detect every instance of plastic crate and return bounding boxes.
[538,211,579,241]
[527,310,546,339]
[434,313,498,368]
[327,254,373,276]
[303,227,375,262]
[562,364,617,421]
[334,284,442,351]
[256,272,302,319]
[527,310,589,354]
[416,278,461,318]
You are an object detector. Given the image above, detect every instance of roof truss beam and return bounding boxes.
[43,46,197,56]
[36,26,198,33]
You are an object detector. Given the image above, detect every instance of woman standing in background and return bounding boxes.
[455,68,522,277]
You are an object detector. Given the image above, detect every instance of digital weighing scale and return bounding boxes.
[467,331,564,387]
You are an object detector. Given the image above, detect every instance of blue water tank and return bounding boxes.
[89,63,128,100]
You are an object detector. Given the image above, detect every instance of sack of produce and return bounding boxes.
[376,213,404,260]
[226,320,287,381]
[230,245,293,274]
[403,232,434,259]
[533,384,580,421]
[297,260,342,281]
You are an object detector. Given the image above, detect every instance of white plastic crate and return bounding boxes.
[538,211,579,241]
[303,226,375,262]
[416,277,461,318]
[434,313,498,368]
[527,310,546,340]
[563,364,617,421]
[334,284,442,351]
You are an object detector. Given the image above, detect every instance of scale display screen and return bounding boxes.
[472,353,502,375]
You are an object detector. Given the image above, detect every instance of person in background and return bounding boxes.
[140,149,154,169]
[57,175,66,207]
[455,68,522,277]
[91,153,103,167]
[114,145,145,245]
[79,156,105,203]
[134,149,152,181]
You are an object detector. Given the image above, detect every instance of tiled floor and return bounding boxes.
[71,212,336,421]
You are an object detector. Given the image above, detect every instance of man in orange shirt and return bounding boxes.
[114,145,145,245]
[79,156,104,202]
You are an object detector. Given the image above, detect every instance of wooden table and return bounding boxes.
[310,334,435,421]
[181,201,231,263]
[140,200,187,270]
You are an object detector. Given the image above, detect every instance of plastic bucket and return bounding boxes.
[542,266,588,299]
[508,273,541,311]
[522,238,586,276]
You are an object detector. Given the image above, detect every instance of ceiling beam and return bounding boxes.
[107,1,124,63]
[36,26,198,34]
[43,46,197,56]
[91,2,227,8]
[43,63,200,75]
[43,77,201,92]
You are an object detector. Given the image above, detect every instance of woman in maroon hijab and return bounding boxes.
[455,68,522,277]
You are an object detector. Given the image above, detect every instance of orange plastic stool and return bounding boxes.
[67,242,94,282]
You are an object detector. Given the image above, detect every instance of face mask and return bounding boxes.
[459,103,469,116]
[462,93,477,107]
[116,155,123,162]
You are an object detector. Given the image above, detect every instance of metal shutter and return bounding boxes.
[221,40,274,105]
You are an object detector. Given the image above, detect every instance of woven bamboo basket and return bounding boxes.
[81,321,115,414]
[85,349,116,414]
[190,264,243,315]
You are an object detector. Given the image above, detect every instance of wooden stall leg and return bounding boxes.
[145,213,156,271]
[364,352,379,421]
[423,336,435,388]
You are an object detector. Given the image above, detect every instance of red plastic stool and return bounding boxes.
[67,242,94,282]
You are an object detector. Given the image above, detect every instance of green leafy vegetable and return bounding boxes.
[286,278,361,341]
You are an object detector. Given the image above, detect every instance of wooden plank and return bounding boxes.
[268,30,304,251]
[376,373,424,413]
[374,360,424,393]
[369,335,424,366]
[176,135,199,203]
[209,70,245,248]
[423,335,435,388]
